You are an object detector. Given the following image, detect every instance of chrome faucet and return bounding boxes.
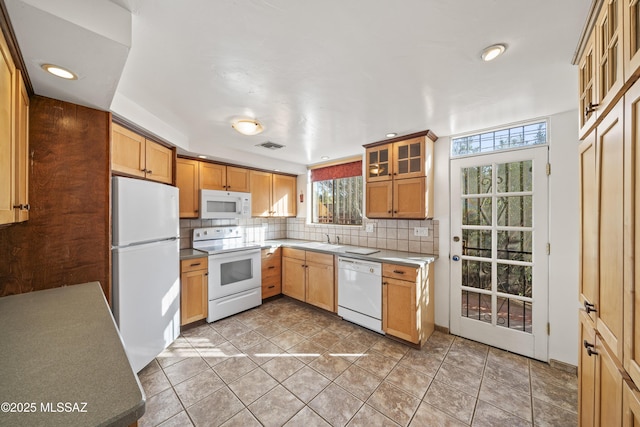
[336,236,340,244]
[325,233,331,243]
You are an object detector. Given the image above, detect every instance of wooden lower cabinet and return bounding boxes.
[382,262,434,345]
[282,248,335,312]
[180,257,208,325]
[623,379,640,426]
[261,247,281,299]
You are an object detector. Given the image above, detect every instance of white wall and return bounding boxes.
[433,109,580,366]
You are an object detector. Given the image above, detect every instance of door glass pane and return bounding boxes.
[409,142,421,157]
[409,158,421,173]
[398,159,408,174]
[497,196,532,227]
[369,151,378,164]
[462,229,491,258]
[497,231,532,262]
[206,200,237,213]
[496,296,532,333]
[461,165,492,194]
[497,264,532,297]
[461,290,492,324]
[220,258,253,286]
[497,161,532,193]
[462,197,492,226]
[380,149,388,162]
[398,144,408,159]
[462,260,491,290]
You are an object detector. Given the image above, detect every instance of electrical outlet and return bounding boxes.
[414,227,429,237]
[365,224,374,233]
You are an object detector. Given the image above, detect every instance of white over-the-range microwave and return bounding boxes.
[200,189,251,219]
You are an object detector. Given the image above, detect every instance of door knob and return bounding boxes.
[452,255,460,262]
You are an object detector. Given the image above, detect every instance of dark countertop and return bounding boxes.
[0,282,145,427]
[261,239,437,267]
[180,248,208,260]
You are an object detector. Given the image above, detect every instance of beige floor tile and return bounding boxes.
[197,341,243,367]
[212,318,252,340]
[483,361,531,395]
[173,369,225,408]
[262,354,305,382]
[309,351,352,380]
[434,362,483,397]
[329,339,370,362]
[370,338,410,361]
[399,348,443,377]
[157,338,198,369]
[254,322,288,339]
[529,361,578,392]
[182,324,227,348]
[289,320,325,337]
[163,356,210,386]
[409,402,467,427]
[287,339,325,364]
[139,388,184,427]
[249,385,305,427]
[423,380,477,425]
[444,343,488,374]
[347,404,400,427]
[326,320,361,338]
[270,329,306,350]
[282,366,331,403]
[348,329,383,349]
[472,400,532,427]
[157,410,193,427]
[334,364,384,401]
[187,386,244,427]
[284,407,332,426]
[479,377,532,422]
[532,398,577,427]
[355,350,398,377]
[229,367,278,405]
[219,408,262,427]
[531,378,578,414]
[385,364,433,399]
[228,330,265,351]
[309,383,364,427]
[487,347,530,373]
[244,340,283,366]
[313,329,343,349]
[139,358,161,376]
[212,355,258,384]
[367,381,421,426]
[138,368,171,398]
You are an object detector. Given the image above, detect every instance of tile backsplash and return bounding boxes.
[179,217,438,255]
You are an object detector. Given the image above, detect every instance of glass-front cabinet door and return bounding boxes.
[393,137,425,179]
[366,145,392,182]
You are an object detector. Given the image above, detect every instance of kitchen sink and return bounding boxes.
[299,242,344,250]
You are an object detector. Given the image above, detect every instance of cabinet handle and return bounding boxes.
[190,262,202,267]
[205,273,209,276]
[13,204,30,210]
[268,285,275,289]
[147,170,153,174]
[268,266,276,269]
[583,340,598,356]
[584,301,597,314]
[393,270,405,274]
[585,102,599,116]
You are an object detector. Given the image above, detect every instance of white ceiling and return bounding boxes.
[5,0,591,174]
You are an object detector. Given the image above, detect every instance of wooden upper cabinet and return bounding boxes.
[579,31,599,138]
[393,137,425,179]
[14,70,28,223]
[176,158,200,218]
[366,181,393,218]
[597,0,624,111]
[394,177,426,219]
[112,124,145,178]
[0,27,16,225]
[145,139,173,184]
[272,174,296,217]
[200,163,250,192]
[624,0,640,81]
[250,170,297,217]
[111,123,174,184]
[366,145,392,182]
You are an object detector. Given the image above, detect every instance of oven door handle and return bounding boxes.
[208,248,262,261]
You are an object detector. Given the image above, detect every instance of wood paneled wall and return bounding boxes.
[0,96,111,301]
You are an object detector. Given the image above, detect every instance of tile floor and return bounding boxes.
[137,297,578,427]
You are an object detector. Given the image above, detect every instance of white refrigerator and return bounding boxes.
[112,176,180,373]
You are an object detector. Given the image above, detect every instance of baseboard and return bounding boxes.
[549,358,577,375]
[434,324,450,334]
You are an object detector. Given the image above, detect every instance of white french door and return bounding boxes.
[450,146,549,360]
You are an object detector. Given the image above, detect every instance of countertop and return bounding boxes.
[0,282,145,427]
[180,248,208,260]
[262,239,437,267]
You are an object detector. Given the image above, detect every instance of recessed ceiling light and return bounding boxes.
[386,133,397,138]
[481,44,506,62]
[232,119,264,135]
[321,156,330,160]
[198,155,207,159]
[273,169,280,172]
[41,64,77,80]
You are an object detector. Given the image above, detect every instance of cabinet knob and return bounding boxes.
[147,170,153,174]
[585,102,599,116]
[382,281,388,286]
[394,210,398,214]
[584,301,597,314]
[388,210,391,214]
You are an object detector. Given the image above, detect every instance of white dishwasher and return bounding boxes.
[337,257,384,334]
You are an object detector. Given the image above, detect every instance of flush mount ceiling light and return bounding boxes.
[41,64,77,80]
[232,119,264,135]
[198,155,207,159]
[320,156,330,160]
[481,44,506,62]
[385,133,397,138]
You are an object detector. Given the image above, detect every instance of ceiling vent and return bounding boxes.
[256,141,285,150]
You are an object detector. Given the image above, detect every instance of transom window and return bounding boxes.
[311,161,363,225]
[451,121,547,158]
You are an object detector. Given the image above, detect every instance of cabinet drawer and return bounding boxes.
[262,264,281,280]
[262,247,281,260]
[306,251,333,266]
[283,247,306,261]
[181,257,208,273]
[383,263,418,282]
[262,279,281,299]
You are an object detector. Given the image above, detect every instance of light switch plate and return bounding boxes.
[414,227,429,237]
[365,224,374,233]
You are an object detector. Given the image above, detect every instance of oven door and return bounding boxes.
[208,249,261,299]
